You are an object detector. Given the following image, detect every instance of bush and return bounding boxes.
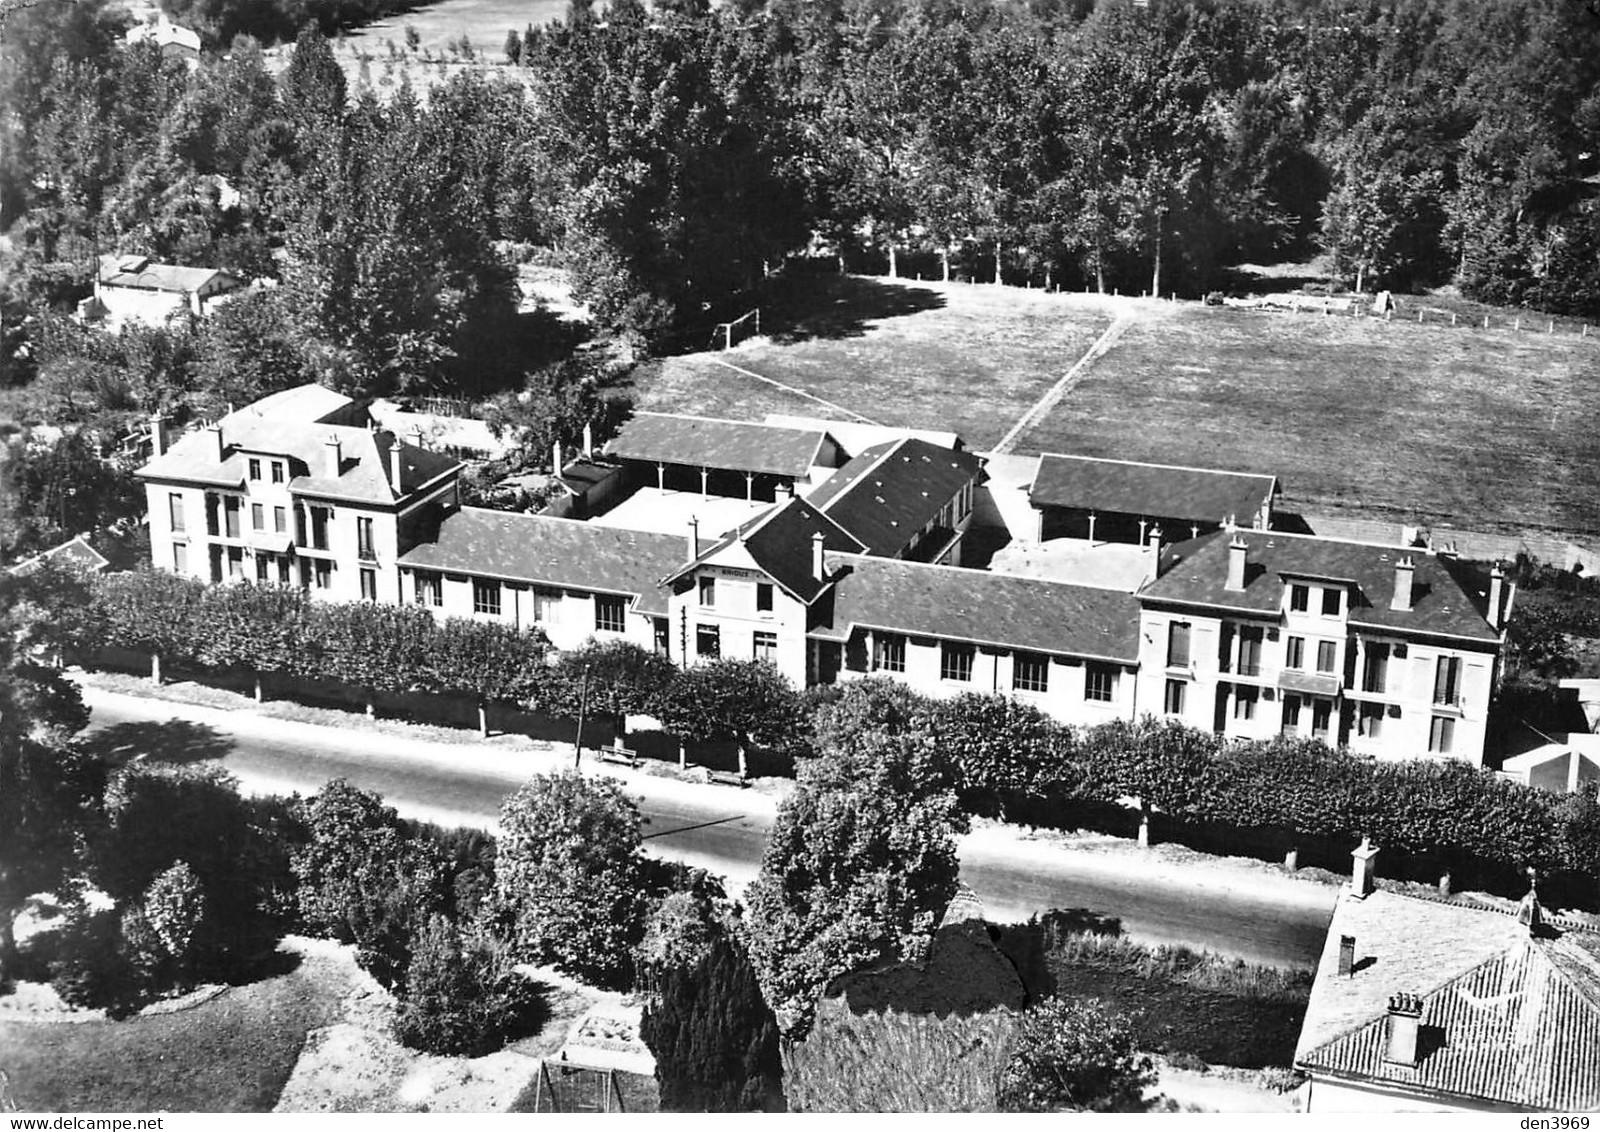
[997,999,1154,1113]
[123,861,208,992]
[493,772,649,990]
[393,916,542,1056]
[48,903,142,1018]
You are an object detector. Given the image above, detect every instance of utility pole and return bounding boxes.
[572,663,590,770]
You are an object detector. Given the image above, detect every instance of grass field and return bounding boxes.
[632,275,1114,443]
[631,275,1600,542]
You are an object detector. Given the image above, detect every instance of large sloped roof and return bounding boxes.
[665,496,866,604]
[807,438,983,557]
[397,507,686,616]
[244,384,356,425]
[1141,530,1501,643]
[1030,453,1276,524]
[814,554,1142,662]
[603,412,833,478]
[1296,888,1600,1110]
[98,254,236,295]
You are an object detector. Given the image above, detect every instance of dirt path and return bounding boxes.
[991,307,1140,455]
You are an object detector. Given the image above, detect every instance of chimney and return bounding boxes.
[1337,934,1356,977]
[1350,836,1378,899]
[389,435,404,493]
[408,424,425,450]
[551,439,562,475]
[1383,993,1424,1066]
[1225,534,1248,591]
[686,515,699,563]
[1488,563,1505,629]
[150,412,168,457]
[325,435,342,478]
[812,531,826,582]
[583,421,594,457]
[1147,524,1163,557]
[207,423,224,462]
[1390,556,1415,612]
[776,481,794,500]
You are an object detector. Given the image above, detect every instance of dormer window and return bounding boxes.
[248,458,262,481]
[1289,584,1310,612]
[271,461,285,484]
[1322,587,1342,616]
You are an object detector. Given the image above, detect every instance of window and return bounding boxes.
[226,546,243,580]
[1312,698,1332,739]
[172,542,187,573]
[309,506,330,551]
[1085,664,1115,703]
[274,506,287,534]
[277,556,291,585]
[1163,678,1186,715]
[940,642,974,683]
[1282,694,1302,734]
[756,583,774,613]
[223,497,241,538]
[697,624,721,658]
[1429,715,1455,754]
[1358,703,1385,740]
[753,631,777,662]
[313,560,331,590]
[532,588,561,624]
[1322,587,1342,616]
[1166,622,1191,668]
[270,461,285,484]
[1237,626,1264,676]
[1013,652,1049,694]
[473,579,502,616]
[1433,656,1462,706]
[698,576,715,607]
[1316,640,1338,674]
[1362,644,1389,693]
[168,493,185,534]
[256,553,270,583]
[596,594,626,633]
[206,494,220,536]
[1234,686,1258,721]
[360,568,377,602]
[873,633,906,673]
[1286,636,1305,669]
[1290,584,1309,612]
[248,458,262,481]
[413,570,442,606]
[357,517,375,560]
[251,503,264,531]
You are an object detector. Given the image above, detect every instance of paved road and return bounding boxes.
[81,687,1337,968]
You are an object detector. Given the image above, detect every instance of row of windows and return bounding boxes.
[1208,682,1457,754]
[178,493,339,551]
[464,577,628,633]
[697,576,775,613]
[1288,583,1344,617]
[868,634,1117,700]
[694,626,779,662]
[246,458,287,484]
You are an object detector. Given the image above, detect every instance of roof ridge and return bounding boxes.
[825,550,1140,594]
[1033,451,1278,483]
[815,438,906,514]
[633,410,826,437]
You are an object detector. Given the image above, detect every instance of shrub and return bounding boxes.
[997,999,1154,1113]
[393,916,541,1056]
[493,772,649,990]
[48,903,142,1018]
[123,861,208,992]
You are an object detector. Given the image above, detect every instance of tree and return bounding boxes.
[191,289,312,417]
[997,999,1154,1113]
[927,692,1069,820]
[482,355,634,474]
[493,772,649,990]
[743,732,967,1037]
[393,916,541,1056]
[641,929,783,1112]
[654,659,808,776]
[542,637,676,743]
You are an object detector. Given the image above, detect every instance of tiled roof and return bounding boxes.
[8,535,110,576]
[137,412,460,506]
[807,438,983,557]
[816,554,1142,662]
[245,384,356,425]
[1030,453,1276,525]
[397,507,686,616]
[1141,530,1501,643]
[97,255,235,294]
[604,412,832,478]
[763,413,965,455]
[1300,921,1600,1110]
[668,496,866,604]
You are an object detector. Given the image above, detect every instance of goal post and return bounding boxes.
[714,308,760,350]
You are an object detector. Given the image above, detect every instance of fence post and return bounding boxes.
[1484,314,1490,329]
[1452,312,1457,327]
[1584,325,1590,338]
[1515,317,1521,332]
[1549,319,1555,334]
[1417,309,1424,324]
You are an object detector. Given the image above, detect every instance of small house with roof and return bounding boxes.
[7,535,110,577]
[602,412,845,501]
[124,15,201,65]
[1296,845,1600,1112]
[81,255,242,332]
[806,437,983,566]
[1028,454,1277,544]
[1136,529,1510,762]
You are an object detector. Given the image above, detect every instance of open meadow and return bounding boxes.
[633,275,1600,542]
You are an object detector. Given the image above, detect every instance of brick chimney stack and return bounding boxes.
[1350,836,1378,899]
[812,532,826,583]
[1391,556,1415,612]
[150,413,168,457]
[389,435,404,493]
[207,423,224,462]
[1488,563,1506,629]
[1383,993,1424,1066]
[325,435,342,478]
[1225,534,1248,592]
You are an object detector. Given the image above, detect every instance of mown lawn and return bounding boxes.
[631,275,1113,448]
[1013,302,1600,540]
[0,952,350,1113]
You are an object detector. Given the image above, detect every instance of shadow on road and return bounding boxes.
[79,719,236,767]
